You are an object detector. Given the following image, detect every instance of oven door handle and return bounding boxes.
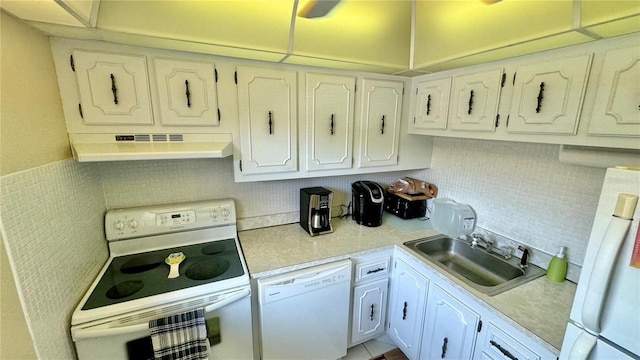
[73,288,250,340]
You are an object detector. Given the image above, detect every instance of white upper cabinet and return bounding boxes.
[410,77,452,132]
[304,73,356,171]
[358,78,403,168]
[588,45,640,138]
[508,54,592,135]
[72,50,153,125]
[449,68,504,132]
[236,65,298,175]
[153,58,220,126]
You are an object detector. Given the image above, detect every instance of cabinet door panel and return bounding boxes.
[588,46,640,137]
[388,260,429,360]
[412,77,451,131]
[154,58,219,126]
[73,50,153,125]
[449,69,503,132]
[237,66,297,174]
[351,278,388,344]
[359,78,403,167]
[509,54,592,134]
[306,73,355,171]
[420,284,479,360]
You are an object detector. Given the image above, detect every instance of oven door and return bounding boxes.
[72,286,253,360]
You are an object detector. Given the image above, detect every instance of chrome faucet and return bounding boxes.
[469,234,494,251]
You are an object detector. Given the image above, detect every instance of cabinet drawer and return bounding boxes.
[481,323,540,360]
[355,256,391,282]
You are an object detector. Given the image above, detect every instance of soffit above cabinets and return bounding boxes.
[3,0,639,75]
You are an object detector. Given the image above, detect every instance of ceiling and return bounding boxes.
[2,0,639,76]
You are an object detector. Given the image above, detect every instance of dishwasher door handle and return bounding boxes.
[72,288,250,340]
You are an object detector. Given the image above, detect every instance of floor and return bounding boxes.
[341,334,398,360]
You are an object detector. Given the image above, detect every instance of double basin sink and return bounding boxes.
[404,235,545,296]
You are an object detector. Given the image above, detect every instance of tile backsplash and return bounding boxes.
[96,158,428,225]
[0,160,106,359]
[425,137,606,279]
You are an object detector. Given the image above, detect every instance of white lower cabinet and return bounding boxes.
[388,251,557,360]
[352,278,389,344]
[388,259,429,359]
[420,284,480,360]
[350,252,392,347]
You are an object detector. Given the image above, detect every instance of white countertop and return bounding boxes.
[238,215,576,353]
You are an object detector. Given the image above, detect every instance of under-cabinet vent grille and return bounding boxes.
[152,134,167,142]
[135,134,150,142]
[169,134,184,142]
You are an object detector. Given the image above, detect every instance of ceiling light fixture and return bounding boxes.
[297,0,342,18]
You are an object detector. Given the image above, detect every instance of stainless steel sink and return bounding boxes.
[404,235,545,296]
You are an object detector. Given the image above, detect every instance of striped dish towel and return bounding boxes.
[149,308,209,360]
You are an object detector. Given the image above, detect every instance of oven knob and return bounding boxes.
[128,219,138,229]
[114,221,124,231]
[222,208,231,217]
[211,210,219,218]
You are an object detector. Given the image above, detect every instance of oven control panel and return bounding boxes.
[105,199,236,240]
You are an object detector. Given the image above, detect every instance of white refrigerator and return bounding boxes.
[560,167,640,359]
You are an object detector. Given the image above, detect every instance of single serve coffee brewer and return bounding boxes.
[300,187,333,236]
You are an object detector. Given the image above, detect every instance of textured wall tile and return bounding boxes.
[0,160,106,359]
[97,158,429,220]
[426,137,605,273]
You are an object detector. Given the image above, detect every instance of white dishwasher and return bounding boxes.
[257,259,352,360]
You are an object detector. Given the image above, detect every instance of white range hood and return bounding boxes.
[69,133,233,162]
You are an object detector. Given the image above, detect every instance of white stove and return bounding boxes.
[71,199,253,360]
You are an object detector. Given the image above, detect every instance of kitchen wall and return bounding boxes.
[0,11,106,360]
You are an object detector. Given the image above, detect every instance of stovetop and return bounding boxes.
[82,238,244,310]
[72,199,250,326]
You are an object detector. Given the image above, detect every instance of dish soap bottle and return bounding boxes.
[546,246,568,282]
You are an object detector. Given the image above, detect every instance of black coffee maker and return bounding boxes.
[300,187,334,236]
[352,181,384,227]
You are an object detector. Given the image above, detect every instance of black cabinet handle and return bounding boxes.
[185,80,191,108]
[467,90,474,115]
[110,74,118,105]
[330,114,335,135]
[366,268,385,274]
[441,337,448,358]
[490,340,518,360]
[426,94,432,115]
[402,301,407,320]
[536,82,545,113]
[370,304,375,321]
[381,115,385,134]
[268,111,273,135]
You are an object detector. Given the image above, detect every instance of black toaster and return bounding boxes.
[384,191,427,219]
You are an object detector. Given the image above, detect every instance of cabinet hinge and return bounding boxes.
[495,114,500,128]
[234,71,238,85]
[214,68,218,83]
[239,160,243,172]
[78,104,83,119]
[501,72,506,87]
[512,72,517,85]
[477,320,483,333]
[70,55,75,72]
[217,108,221,122]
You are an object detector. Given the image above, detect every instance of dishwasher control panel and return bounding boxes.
[258,260,352,304]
